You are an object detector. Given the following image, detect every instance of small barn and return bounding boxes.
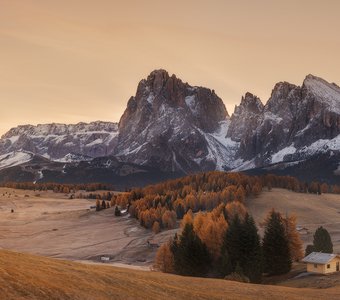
[302,252,340,274]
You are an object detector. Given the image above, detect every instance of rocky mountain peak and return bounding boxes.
[236,92,263,115]
[264,81,299,113]
[227,93,263,143]
[302,74,340,113]
[115,69,230,173]
[146,69,171,94]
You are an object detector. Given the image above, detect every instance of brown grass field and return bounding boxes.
[2,187,340,299]
[1,249,340,300]
[0,187,174,268]
[246,188,340,252]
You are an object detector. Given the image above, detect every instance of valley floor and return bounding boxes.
[2,188,340,298]
[0,188,174,268]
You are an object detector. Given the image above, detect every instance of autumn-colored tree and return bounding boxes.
[162,210,177,229]
[332,185,340,194]
[181,209,194,228]
[152,221,161,234]
[197,213,228,260]
[225,201,247,222]
[235,186,246,202]
[154,241,174,273]
[251,182,262,197]
[283,214,304,261]
[185,193,198,212]
[95,199,101,211]
[320,183,329,194]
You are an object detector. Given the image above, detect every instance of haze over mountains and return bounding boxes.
[1,70,340,187]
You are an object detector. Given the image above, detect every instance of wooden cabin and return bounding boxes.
[302,252,340,274]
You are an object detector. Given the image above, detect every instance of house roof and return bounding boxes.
[302,252,339,264]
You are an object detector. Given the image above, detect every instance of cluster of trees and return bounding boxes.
[114,172,263,232]
[113,171,340,234]
[78,191,116,200]
[305,226,333,255]
[155,208,303,283]
[95,199,111,211]
[1,182,115,193]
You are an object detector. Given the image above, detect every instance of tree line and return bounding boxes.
[1,182,115,193]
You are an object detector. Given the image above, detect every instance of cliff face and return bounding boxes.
[115,69,231,173]
[228,75,340,168]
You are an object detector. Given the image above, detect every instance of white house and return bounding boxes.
[302,252,340,274]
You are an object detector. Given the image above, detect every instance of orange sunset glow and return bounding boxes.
[0,0,339,134]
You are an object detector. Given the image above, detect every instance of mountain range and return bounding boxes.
[1,70,340,188]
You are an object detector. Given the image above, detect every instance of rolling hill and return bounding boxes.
[1,249,340,300]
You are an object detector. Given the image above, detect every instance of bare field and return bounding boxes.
[247,189,340,252]
[0,188,174,267]
[1,249,340,300]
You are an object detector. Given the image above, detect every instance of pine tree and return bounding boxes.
[305,244,315,256]
[221,213,263,283]
[170,223,210,277]
[218,245,233,277]
[262,210,291,275]
[224,214,243,271]
[313,226,333,253]
[239,214,263,283]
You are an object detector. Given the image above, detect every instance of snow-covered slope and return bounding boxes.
[228,74,340,170]
[0,121,118,161]
[304,74,340,114]
[0,151,33,170]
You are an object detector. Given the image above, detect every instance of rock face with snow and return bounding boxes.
[0,121,118,161]
[0,70,340,185]
[114,69,236,173]
[229,74,340,168]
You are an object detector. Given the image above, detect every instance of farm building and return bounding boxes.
[302,252,340,274]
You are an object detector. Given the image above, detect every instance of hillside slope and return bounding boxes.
[1,250,340,300]
[246,189,340,252]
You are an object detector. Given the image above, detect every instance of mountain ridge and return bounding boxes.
[0,70,339,186]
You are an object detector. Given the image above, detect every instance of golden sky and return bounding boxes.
[1,0,340,135]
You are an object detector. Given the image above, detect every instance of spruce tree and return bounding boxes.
[305,244,315,256]
[220,213,263,283]
[262,210,291,275]
[313,226,333,253]
[239,214,263,283]
[224,214,242,271]
[171,223,210,277]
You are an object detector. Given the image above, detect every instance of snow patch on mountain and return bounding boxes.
[304,75,340,114]
[299,134,340,155]
[196,120,239,170]
[271,145,297,163]
[185,95,197,114]
[233,159,256,171]
[54,153,93,163]
[0,151,33,170]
